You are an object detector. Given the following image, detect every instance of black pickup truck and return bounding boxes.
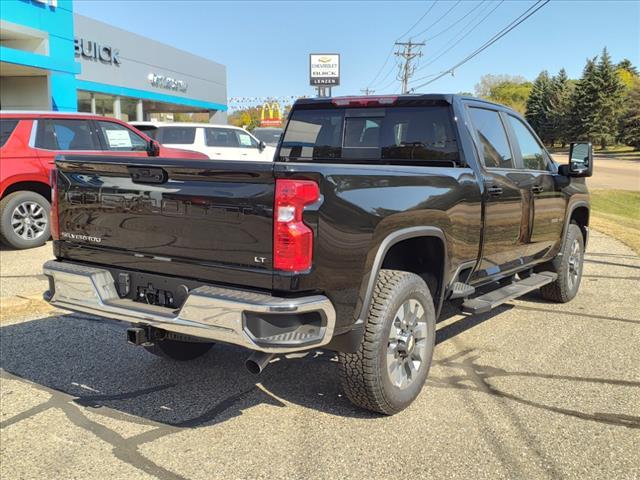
[43,94,592,415]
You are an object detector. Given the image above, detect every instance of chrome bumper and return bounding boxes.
[43,260,336,353]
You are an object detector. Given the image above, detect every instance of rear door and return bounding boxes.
[34,118,104,167]
[466,105,531,280]
[504,114,565,261]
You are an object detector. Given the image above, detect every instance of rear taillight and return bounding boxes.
[50,168,59,240]
[274,179,320,272]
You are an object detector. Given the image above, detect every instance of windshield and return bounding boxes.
[280,105,459,165]
[253,129,282,145]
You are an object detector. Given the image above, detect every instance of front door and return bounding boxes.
[504,114,565,262]
[466,106,530,280]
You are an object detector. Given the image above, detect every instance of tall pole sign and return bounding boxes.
[309,53,340,98]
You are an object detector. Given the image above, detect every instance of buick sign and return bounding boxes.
[74,38,120,65]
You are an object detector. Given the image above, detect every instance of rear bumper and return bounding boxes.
[43,260,336,354]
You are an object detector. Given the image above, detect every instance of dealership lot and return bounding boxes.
[1,229,638,480]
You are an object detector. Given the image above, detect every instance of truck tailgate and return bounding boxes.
[54,156,274,289]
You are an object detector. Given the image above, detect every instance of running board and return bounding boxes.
[462,272,557,314]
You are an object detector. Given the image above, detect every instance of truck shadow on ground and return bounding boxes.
[2,308,638,480]
[2,307,638,430]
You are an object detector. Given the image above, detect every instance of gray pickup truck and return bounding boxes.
[43,94,592,414]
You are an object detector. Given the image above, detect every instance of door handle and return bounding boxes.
[532,184,544,194]
[487,185,503,197]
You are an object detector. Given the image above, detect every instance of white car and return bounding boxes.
[130,122,276,161]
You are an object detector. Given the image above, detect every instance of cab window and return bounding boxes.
[96,121,147,151]
[507,115,551,171]
[35,119,99,151]
[468,107,514,169]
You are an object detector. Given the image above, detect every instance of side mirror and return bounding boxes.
[147,139,160,157]
[559,142,593,177]
[258,140,266,152]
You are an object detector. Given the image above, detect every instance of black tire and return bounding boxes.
[539,224,584,303]
[144,339,214,361]
[0,191,50,249]
[338,269,436,415]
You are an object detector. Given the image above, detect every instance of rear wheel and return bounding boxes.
[0,191,50,249]
[144,338,214,361]
[539,223,584,302]
[338,269,436,415]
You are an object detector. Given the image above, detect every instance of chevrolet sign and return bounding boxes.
[309,53,340,86]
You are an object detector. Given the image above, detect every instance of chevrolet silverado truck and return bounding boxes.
[43,95,592,415]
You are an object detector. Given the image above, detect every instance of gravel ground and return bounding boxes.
[1,230,639,480]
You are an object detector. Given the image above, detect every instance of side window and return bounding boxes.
[507,116,551,171]
[236,131,258,148]
[156,127,196,145]
[468,107,514,169]
[96,121,147,151]
[0,119,19,147]
[205,128,240,147]
[35,119,99,151]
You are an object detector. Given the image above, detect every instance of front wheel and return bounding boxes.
[338,269,436,415]
[539,223,585,302]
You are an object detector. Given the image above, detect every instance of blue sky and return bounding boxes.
[74,0,639,104]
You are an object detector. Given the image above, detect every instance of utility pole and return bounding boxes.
[360,88,375,95]
[394,40,424,94]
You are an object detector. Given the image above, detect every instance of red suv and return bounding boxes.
[0,111,207,249]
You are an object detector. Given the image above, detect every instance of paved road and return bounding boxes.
[551,154,639,191]
[1,230,638,480]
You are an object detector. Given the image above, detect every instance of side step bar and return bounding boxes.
[462,272,557,314]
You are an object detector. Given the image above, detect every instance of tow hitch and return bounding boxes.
[127,326,165,346]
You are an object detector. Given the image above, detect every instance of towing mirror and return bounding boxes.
[560,142,593,177]
[147,139,161,157]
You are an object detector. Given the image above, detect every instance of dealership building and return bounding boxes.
[0,0,227,121]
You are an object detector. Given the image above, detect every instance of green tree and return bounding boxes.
[475,74,531,113]
[620,78,640,149]
[569,58,599,142]
[593,47,626,148]
[548,68,574,147]
[525,71,552,142]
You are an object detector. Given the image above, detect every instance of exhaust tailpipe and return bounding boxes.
[245,351,275,375]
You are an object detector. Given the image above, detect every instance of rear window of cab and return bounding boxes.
[280,105,459,165]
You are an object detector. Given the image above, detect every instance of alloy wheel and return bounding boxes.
[11,201,47,240]
[387,298,429,389]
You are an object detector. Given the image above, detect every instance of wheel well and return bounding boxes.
[381,236,445,303]
[1,182,51,203]
[570,206,589,244]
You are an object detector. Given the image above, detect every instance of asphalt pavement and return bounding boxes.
[1,230,639,480]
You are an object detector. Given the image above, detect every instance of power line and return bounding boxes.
[395,40,425,94]
[425,1,486,41]
[413,0,504,77]
[411,0,549,91]
[412,0,463,38]
[360,88,376,95]
[397,0,439,40]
